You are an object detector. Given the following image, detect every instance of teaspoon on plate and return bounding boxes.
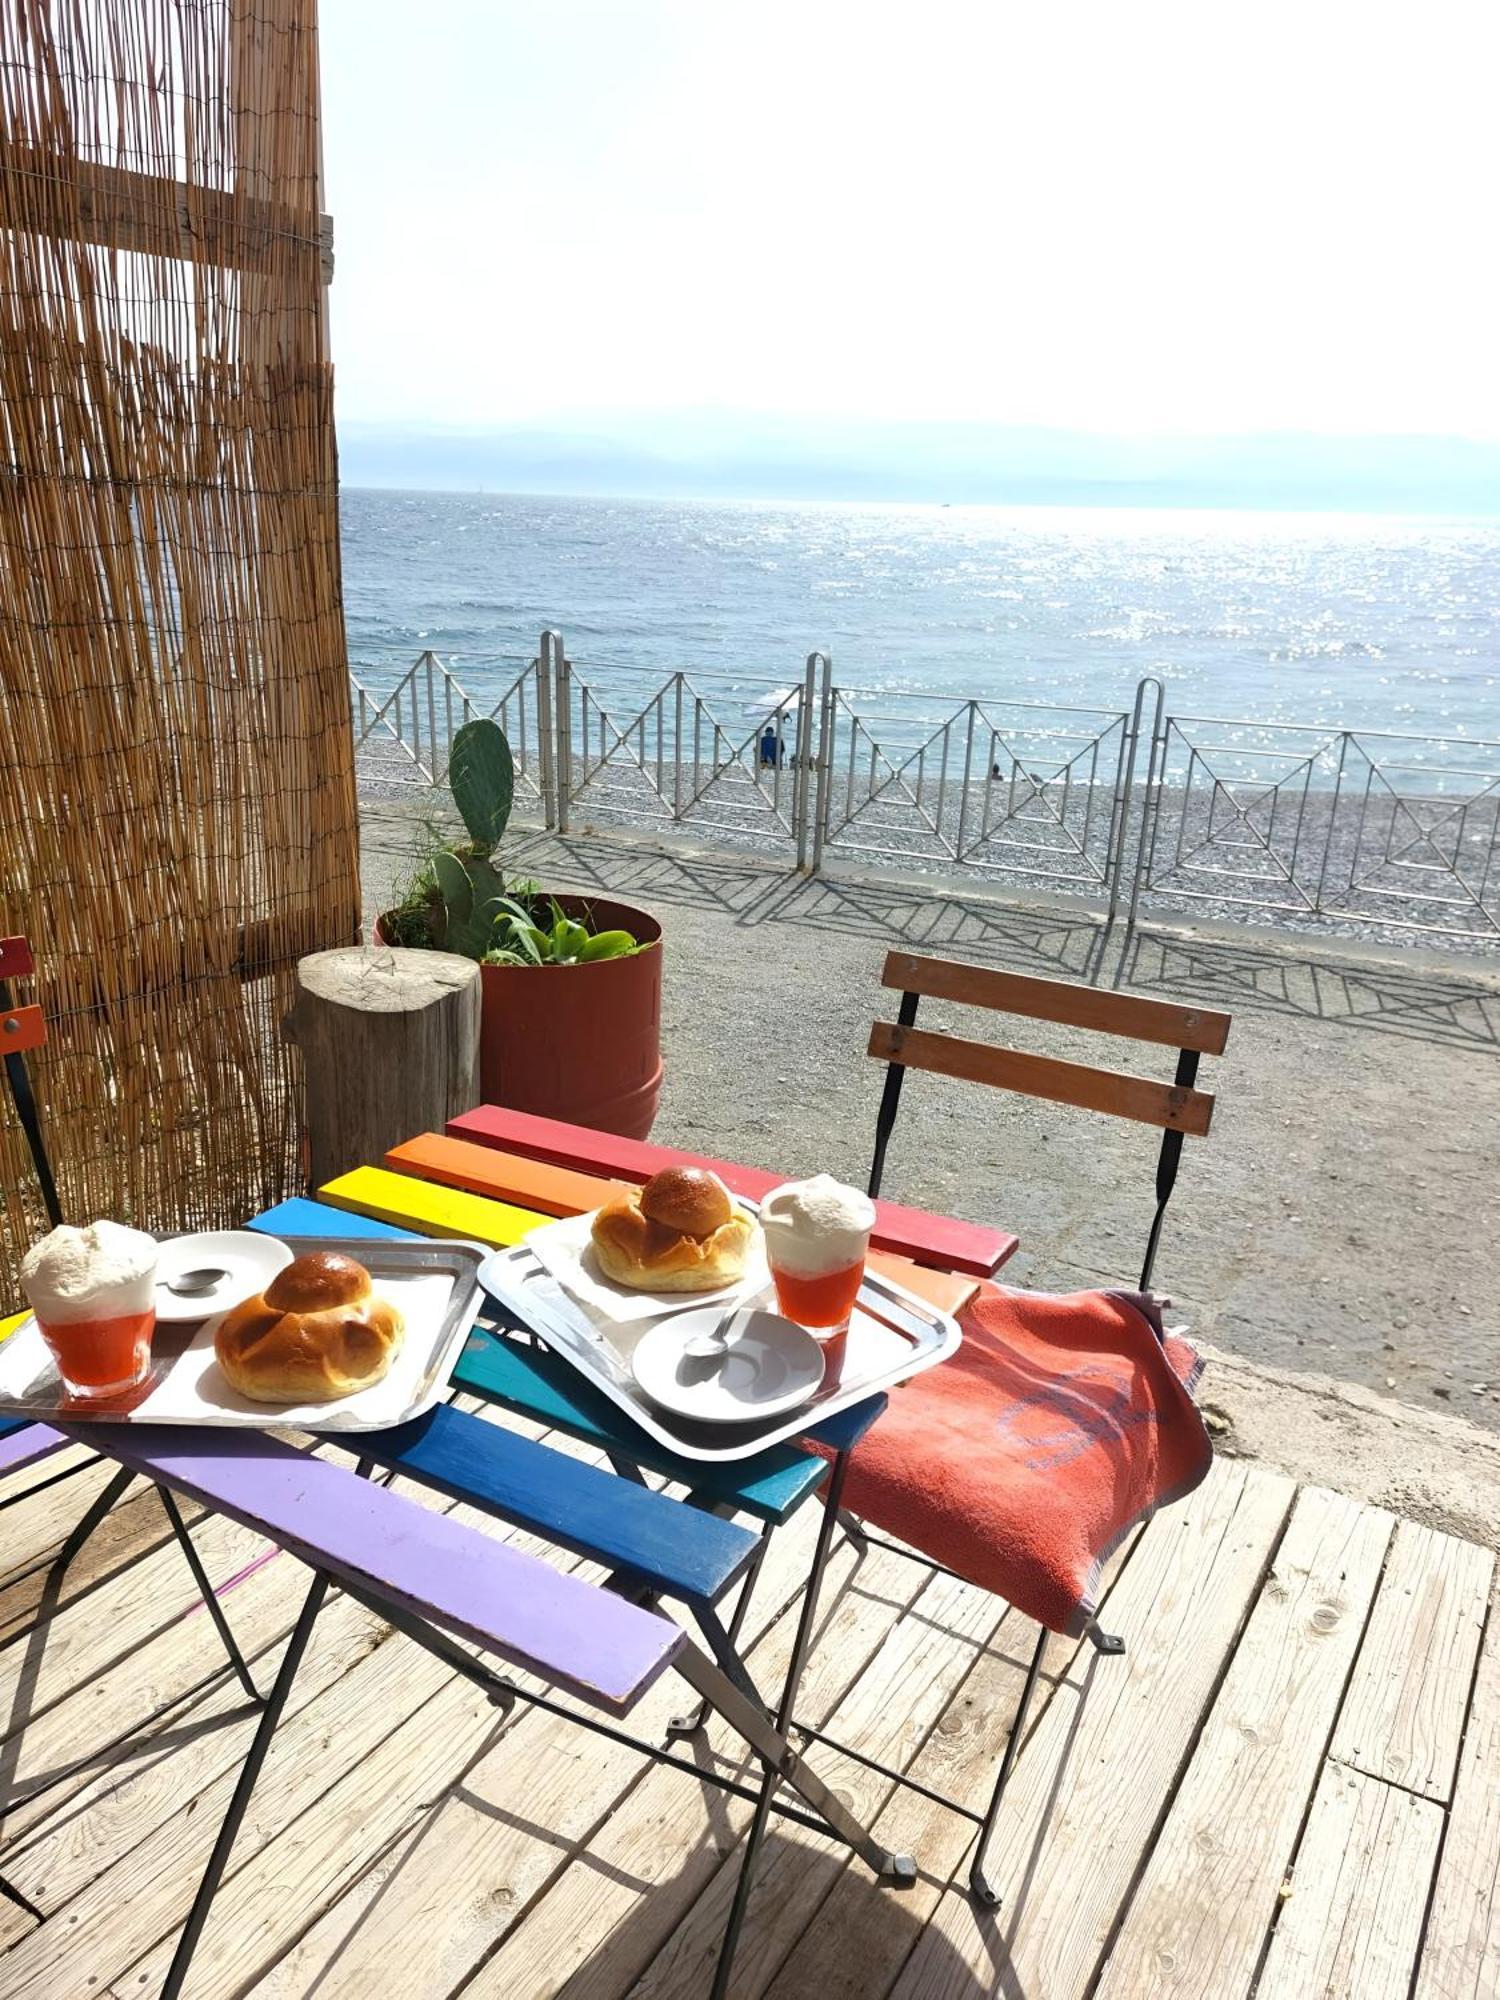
[159,1267,229,1298]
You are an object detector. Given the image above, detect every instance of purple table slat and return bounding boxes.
[61,1423,682,1714]
[0,1423,68,1477]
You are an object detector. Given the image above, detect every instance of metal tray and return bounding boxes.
[0,1237,490,1434]
[477,1243,962,1462]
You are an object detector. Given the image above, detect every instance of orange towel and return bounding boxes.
[830,1286,1211,1636]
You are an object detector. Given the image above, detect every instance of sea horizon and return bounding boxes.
[342,483,1500,527]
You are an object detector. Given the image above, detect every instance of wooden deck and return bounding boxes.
[1,1410,1496,1998]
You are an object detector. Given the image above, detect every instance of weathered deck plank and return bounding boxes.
[887,1461,1295,2000]
[0,1446,1494,2000]
[626,1566,1005,2000]
[1330,1519,1493,1803]
[464,1534,925,2000]
[1094,1486,1394,1999]
[247,1499,833,1997]
[761,1531,1146,2000]
[1414,1606,1500,2000]
[1257,1762,1443,2000]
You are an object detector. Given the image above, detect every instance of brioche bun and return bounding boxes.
[214,1252,404,1404]
[591,1169,754,1292]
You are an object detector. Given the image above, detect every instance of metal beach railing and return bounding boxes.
[1127,711,1500,943]
[347,634,1500,949]
[349,649,548,817]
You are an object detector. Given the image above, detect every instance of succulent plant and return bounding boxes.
[380,719,643,966]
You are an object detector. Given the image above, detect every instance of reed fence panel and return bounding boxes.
[0,0,358,1283]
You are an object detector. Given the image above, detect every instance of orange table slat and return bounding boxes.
[442,1106,1018,1279]
[385,1133,633,1219]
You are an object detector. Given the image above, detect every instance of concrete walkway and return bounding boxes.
[361,807,1500,1475]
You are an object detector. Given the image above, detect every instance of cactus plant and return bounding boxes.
[448,720,514,854]
[377,717,644,967]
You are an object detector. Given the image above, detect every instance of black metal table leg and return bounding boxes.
[709,1448,909,2000]
[155,1484,262,1704]
[160,1570,330,2000]
[669,1525,771,1739]
[53,1463,136,1571]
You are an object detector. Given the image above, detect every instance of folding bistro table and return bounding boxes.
[1,1110,1017,1997]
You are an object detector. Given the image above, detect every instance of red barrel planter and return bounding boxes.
[375,894,663,1140]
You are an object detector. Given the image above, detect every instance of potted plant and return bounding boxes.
[376,721,664,1139]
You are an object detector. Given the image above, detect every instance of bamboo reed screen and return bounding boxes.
[0,0,359,1283]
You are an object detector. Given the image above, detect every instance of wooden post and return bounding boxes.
[290,949,482,1189]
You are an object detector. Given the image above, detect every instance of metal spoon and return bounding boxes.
[682,1300,741,1364]
[160,1266,229,1298]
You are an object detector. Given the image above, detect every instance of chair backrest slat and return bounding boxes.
[1,1004,46,1056]
[868,1021,1215,1136]
[881,952,1231,1055]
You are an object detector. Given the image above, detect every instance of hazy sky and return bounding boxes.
[320,0,1499,441]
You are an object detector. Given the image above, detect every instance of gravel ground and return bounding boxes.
[362,804,1500,1436]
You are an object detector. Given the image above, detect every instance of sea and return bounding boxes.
[339,490,1500,748]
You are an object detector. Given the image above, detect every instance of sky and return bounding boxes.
[319,0,1500,484]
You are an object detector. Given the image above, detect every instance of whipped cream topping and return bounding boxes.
[21,1220,158,1326]
[759,1174,875,1277]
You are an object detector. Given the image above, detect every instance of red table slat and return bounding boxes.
[447,1105,1018,1279]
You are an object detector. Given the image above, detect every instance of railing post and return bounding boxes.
[550,628,572,835]
[423,650,441,785]
[953,700,980,861]
[1113,677,1167,985]
[535,634,557,829]
[794,652,819,869]
[673,673,685,821]
[811,650,834,874]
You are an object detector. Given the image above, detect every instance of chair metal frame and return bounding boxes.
[867,953,1230,1290]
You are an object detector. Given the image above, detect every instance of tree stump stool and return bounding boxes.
[290,948,481,1190]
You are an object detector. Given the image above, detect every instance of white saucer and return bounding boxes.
[630,1308,825,1426]
[154,1231,294,1324]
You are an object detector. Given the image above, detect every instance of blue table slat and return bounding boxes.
[340,1401,758,1606]
[250,1197,416,1242]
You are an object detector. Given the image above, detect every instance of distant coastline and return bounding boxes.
[336,417,1500,518]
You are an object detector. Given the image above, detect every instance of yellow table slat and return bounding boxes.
[0,1308,26,1344]
[318,1164,547,1248]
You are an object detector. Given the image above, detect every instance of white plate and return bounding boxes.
[154,1231,294,1324]
[630,1307,825,1426]
[522,1207,770,1326]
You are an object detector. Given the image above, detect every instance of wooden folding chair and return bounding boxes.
[846,950,1231,1903]
[867,950,1231,1289]
[1,935,61,1230]
[0,934,262,1703]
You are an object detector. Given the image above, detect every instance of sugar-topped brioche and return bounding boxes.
[215,1251,404,1404]
[591,1168,755,1292]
